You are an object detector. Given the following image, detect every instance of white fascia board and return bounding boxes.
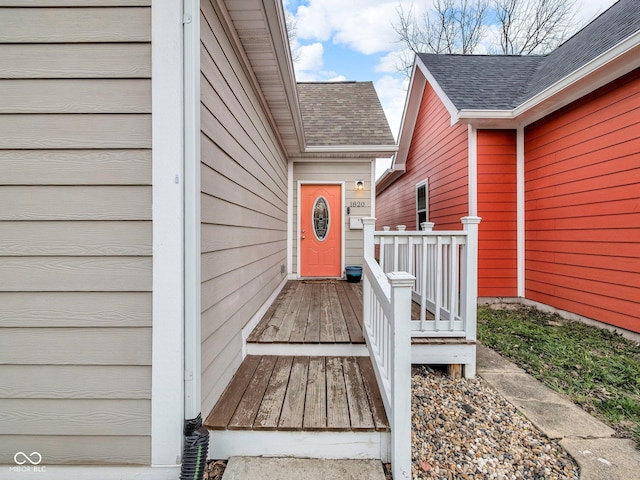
[303,145,398,154]
[376,166,406,194]
[514,31,640,119]
[393,65,427,173]
[414,55,460,125]
[458,32,640,127]
[458,109,515,120]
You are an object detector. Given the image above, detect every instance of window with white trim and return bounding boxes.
[416,180,429,229]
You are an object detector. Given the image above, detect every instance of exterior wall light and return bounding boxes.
[355,180,364,191]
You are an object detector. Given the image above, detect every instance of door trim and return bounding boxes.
[296,181,345,279]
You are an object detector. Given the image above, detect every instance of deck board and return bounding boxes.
[319,283,334,342]
[206,355,389,433]
[357,356,390,432]
[304,284,321,342]
[253,356,293,430]
[205,355,261,429]
[303,356,326,431]
[250,280,364,344]
[343,356,375,431]
[335,281,364,343]
[273,282,305,342]
[278,356,308,431]
[228,356,277,430]
[289,283,311,342]
[325,356,350,431]
[328,282,350,342]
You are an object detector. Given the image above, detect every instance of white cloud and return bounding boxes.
[374,74,409,141]
[296,42,324,72]
[293,0,417,55]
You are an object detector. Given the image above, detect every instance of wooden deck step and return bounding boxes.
[204,355,389,433]
[247,281,364,345]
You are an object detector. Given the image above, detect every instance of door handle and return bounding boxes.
[301,235,305,240]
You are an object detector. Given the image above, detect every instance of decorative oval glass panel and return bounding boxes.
[313,196,330,241]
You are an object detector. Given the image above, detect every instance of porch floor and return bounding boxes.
[247,280,364,344]
[204,355,389,432]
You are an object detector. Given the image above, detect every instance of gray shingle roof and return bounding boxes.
[297,81,395,147]
[418,0,640,111]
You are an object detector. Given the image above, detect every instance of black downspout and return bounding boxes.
[180,413,210,480]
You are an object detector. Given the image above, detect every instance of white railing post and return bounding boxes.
[420,221,434,231]
[461,216,481,341]
[363,217,376,259]
[363,217,376,336]
[388,272,414,480]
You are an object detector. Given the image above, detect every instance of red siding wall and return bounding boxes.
[376,82,468,231]
[477,130,518,297]
[524,68,640,333]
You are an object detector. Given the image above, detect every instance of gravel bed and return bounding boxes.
[412,366,579,479]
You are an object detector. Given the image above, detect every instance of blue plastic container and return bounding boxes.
[345,266,362,283]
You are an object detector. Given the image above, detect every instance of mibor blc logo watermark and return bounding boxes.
[10,452,46,473]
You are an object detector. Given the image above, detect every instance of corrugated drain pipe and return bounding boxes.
[180,413,209,480]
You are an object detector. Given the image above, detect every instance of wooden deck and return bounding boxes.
[205,355,389,432]
[247,280,364,344]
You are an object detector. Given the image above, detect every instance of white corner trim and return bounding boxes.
[183,0,201,422]
[467,125,478,217]
[151,0,184,467]
[287,161,294,276]
[370,159,376,218]
[516,127,525,297]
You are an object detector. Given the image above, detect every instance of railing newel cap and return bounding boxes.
[386,271,415,286]
[461,216,482,225]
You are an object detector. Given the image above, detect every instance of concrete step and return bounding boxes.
[221,457,386,480]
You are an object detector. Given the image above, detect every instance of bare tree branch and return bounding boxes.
[494,0,576,54]
[393,0,488,76]
[393,0,577,75]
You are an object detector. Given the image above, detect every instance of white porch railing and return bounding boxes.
[362,218,413,480]
[375,217,481,339]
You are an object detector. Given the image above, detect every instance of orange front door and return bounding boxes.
[300,184,342,277]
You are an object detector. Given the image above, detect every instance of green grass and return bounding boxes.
[477,305,640,448]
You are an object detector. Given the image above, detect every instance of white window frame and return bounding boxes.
[416,179,429,229]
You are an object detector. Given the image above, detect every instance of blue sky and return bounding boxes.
[283,0,619,169]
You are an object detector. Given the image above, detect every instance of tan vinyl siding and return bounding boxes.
[293,161,374,274]
[0,4,151,465]
[200,1,288,416]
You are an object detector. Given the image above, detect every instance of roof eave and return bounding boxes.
[513,30,640,126]
[264,0,307,153]
[303,144,398,156]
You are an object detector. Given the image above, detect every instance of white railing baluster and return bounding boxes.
[448,236,458,331]
[420,236,427,330]
[434,236,442,332]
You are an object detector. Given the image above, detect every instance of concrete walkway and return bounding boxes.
[477,344,640,480]
[221,457,386,480]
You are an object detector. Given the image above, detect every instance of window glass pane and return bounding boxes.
[417,185,426,210]
[313,197,330,240]
[418,211,427,228]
